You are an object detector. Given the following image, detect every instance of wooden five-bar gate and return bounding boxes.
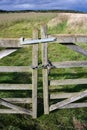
[0,24,87,118]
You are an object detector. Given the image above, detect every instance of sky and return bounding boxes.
[0,0,87,12]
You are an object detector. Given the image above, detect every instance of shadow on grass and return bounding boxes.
[0,72,32,84]
[50,84,87,93]
[49,72,87,79]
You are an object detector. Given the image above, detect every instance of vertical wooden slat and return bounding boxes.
[32,28,39,118]
[41,24,49,114]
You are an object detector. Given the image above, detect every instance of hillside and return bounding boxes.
[48,13,87,34]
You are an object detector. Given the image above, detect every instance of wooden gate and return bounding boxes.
[1,25,87,117]
[41,25,87,114]
[0,29,39,118]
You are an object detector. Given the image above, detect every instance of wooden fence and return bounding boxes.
[0,24,87,118]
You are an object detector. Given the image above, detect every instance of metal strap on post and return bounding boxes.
[20,37,56,45]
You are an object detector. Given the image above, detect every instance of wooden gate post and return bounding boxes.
[41,24,49,114]
[32,28,39,118]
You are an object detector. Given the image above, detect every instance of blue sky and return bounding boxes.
[0,0,87,12]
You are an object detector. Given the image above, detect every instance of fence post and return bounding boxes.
[41,24,49,114]
[32,28,39,118]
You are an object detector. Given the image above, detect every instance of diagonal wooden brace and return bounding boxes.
[0,98,32,115]
[60,43,87,56]
[50,90,87,111]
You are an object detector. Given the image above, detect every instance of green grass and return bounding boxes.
[0,12,87,130]
[48,21,67,34]
[0,47,32,66]
[0,12,57,38]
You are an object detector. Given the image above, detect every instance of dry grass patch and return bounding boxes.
[48,13,87,34]
[47,13,69,27]
[67,13,87,29]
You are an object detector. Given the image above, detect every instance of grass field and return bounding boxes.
[0,12,87,130]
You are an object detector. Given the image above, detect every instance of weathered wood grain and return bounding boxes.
[2,98,32,103]
[0,66,32,72]
[61,103,87,109]
[0,49,17,59]
[32,28,39,118]
[50,78,87,86]
[61,43,87,56]
[0,98,32,115]
[50,92,82,99]
[50,90,87,111]
[41,24,49,114]
[0,38,32,48]
[0,84,32,90]
[1,34,87,48]
[52,61,87,68]
[0,109,31,114]
[49,34,87,43]
[0,38,21,48]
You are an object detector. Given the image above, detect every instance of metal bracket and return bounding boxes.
[42,60,55,69]
[20,37,56,45]
[31,60,55,71]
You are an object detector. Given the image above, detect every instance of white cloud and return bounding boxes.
[14,3,35,9]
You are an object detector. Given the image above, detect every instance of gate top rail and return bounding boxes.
[1,34,87,48]
[0,38,21,48]
[48,34,87,43]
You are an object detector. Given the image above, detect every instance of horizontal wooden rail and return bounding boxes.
[2,98,32,103]
[0,38,21,48]
[0,109,32,114]
[49,34,87,43]
[50,92,82,99]
[50,103,87,109]
[50,78,87,86]
[0,84,32,90]
[1,34,87,48]
[52,61,87,68]
[0,66,32,72]
[0,37,55,47]
[60,103,87,109]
